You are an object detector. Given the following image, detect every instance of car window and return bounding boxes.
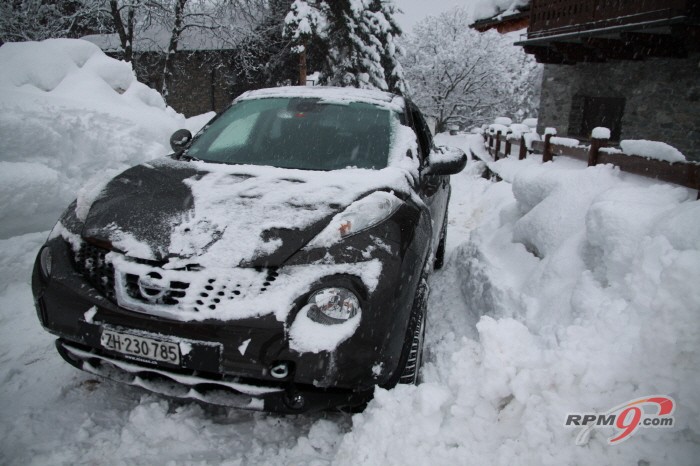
[187,97,402,171]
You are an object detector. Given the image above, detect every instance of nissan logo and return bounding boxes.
[137,272,168,303]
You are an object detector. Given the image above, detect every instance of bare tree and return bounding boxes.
[0,0,110,43]
[159,0,187,100]
[155,0,267,102]
[107,0,147,62]
[402,7,541,131]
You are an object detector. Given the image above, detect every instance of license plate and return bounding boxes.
[100,329,180,365]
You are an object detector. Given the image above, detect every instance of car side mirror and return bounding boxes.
[170,129,192,153]
[424,146,467,176]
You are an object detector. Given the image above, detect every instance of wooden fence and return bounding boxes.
[484,130,700,200]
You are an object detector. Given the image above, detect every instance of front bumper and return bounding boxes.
[32,235,424,412]
[56,339,372,413]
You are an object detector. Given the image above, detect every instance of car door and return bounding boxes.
[408,103,450,249]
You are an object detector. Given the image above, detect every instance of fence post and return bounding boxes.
[588,133,609,167]
[494,130,502,161]
[519,135,527,160]
[542,133,553,163]
[505,131,512,157]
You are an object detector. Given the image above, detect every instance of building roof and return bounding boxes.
[82,24,237,53]
[470,0,531,32]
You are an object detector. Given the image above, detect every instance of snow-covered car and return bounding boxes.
[31,86,467,413]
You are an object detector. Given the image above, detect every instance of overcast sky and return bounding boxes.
[395,0,472,33]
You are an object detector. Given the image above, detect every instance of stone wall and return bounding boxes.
[538,54,700,161]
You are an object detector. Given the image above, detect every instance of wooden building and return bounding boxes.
[472,0,700,161]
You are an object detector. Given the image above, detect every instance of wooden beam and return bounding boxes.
[621,32,688,58]
[552,42,605,63]
[582,37,641,60]
[524,45,569,64]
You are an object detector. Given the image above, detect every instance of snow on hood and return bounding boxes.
[163,161,416,268]
[77,118,419,268]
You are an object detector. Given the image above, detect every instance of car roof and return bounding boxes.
[235,86,405,113]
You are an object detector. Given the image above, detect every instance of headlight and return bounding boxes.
[306,191,403,249]
[307,287,361,325]
[39,246,52,278]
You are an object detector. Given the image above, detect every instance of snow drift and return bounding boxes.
[0,38,210,238]
[333,135,700,465]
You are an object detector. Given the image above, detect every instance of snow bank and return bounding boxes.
[508,123,530,137]
[0,39,208,238]
[621,139,686,163]
[335,134,700,465]
[522,117,537,128]
[489,123,508,134]
[494,116,512,126]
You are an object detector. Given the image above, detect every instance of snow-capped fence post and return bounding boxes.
[542,127,557,163]
[588,127,610,167]
[519,135,527,160]
[494,130,502,160]
[504,131,512,157]
[523,128,700,198]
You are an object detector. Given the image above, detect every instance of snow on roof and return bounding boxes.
[236,86,405,112]
[471,0,530,23]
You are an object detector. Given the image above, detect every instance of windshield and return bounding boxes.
[186,97,401,170]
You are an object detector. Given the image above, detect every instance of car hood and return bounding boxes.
[81,157,416,268]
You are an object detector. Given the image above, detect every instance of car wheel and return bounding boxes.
[398,277,428,384]
[434,212,447,270]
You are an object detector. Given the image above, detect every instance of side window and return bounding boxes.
[409,106,433,162]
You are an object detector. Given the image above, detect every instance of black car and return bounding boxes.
[32,86,466,413]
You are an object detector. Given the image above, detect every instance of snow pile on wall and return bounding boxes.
[0,39,208,239]
[335,135,700,465]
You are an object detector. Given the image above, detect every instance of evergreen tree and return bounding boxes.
[284,0,405,93]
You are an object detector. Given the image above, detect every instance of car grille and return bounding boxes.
[120,267,279,312]
[72,241,278,315]
[73,242,116,300]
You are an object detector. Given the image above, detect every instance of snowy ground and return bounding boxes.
[1,40,699,465]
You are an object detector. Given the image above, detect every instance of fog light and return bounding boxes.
[39,247,52,278]
[284,392,305,410]
[307,287,360,325]
[270,361,290,379]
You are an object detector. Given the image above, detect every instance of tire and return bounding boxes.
[434,212,447,270]
[398,277,428,384]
